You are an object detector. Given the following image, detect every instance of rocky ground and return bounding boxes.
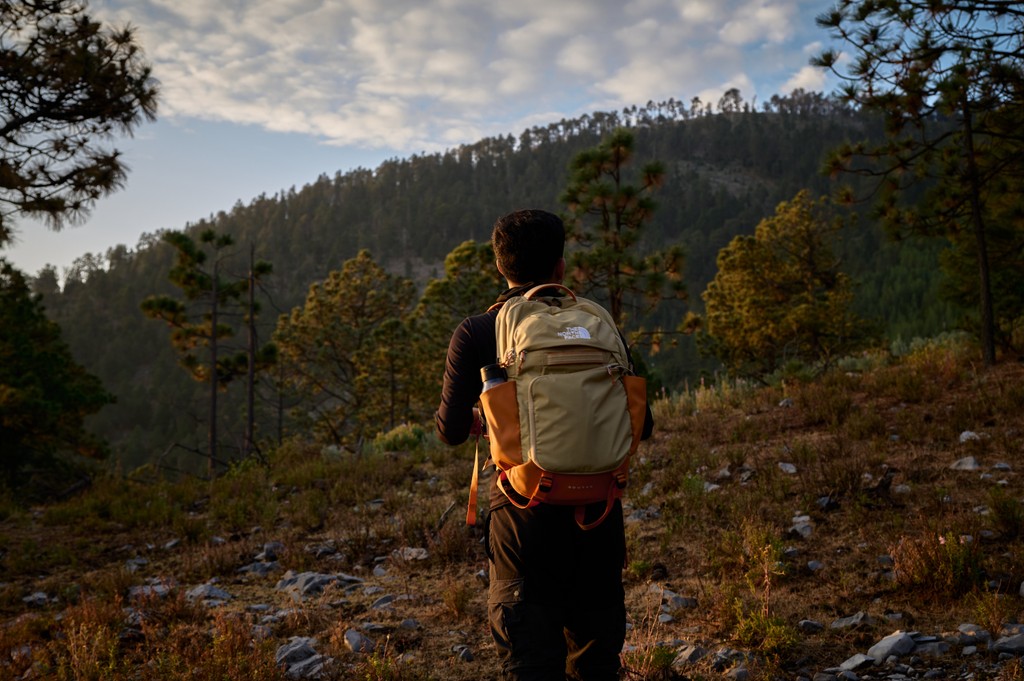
[2,355,1023,680]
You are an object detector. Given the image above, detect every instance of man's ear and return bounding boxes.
[553,257,566,283]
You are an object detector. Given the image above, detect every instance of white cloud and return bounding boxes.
[779,65,828,93]
[88,0,840,153]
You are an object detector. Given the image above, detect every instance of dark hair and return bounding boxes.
[491,209,565,285]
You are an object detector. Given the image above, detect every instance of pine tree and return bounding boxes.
[701,191,872,380]
[274,250,417,449]
[0,258,112,488]
[0,0,158,233]
[141,230,271,476]
[560,128,686,329]
[813,0,1024,364]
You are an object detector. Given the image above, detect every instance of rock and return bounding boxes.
[287,654,328,679]
[950,456,980,470]
[704,482,721,493]
[238,561,281,577]
[400,619,421,630]
[779,398,794,408]
[344,629,375,653]
[867,631,915,660]
[275,637,318,666]
[22,592,48,607]
[956,623,991,643]
[992,462,1012,471]
[275,571,359,599]
[370,595,395,609]
[258,541,285,561]
[128,584,171,600]
[779,462,797,474]
[392,547,428,561]
[452,644,474,662]
[726,666,749,681]
[185,583,232,602]
[808,560,825,572]
[840,654,874,671]
[958,431,980,443]
[790,516,813,539]
[798,619,824,633]
[673,644,708,665]
[913,641,951,657]
[812,673,837,681]
[831,611,874,630]
[992,633,1024,654]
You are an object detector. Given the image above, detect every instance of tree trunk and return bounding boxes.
[209,259,219,479]
[245,244,256,459]
[962,97,997,366]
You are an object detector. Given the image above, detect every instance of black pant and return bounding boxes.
[487,501,626,681]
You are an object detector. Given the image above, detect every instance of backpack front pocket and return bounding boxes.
[526,366,632,474]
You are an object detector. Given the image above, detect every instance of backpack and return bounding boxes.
[470,284,647,530]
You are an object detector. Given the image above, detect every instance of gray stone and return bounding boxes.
[831,611,874,630]
[837,671,859,681]
[344,629,374,653]
[128,584,170,600]
[726,666,749,681]
[961,645,977,656]
[779,462,797,474]
[868,632,916,660]
[992,633,1024,654]
[840,654,875,672]
[238,561,281,577]
[808,560,825,572]
[673,645,708,665]
[22,592,48,607]
[400,619,420,630]
[799,619,824,633]
[950,455,980,470]
[370,595,395,609]
[812,673,838,681]
[923,670,944,679]
[452,644,474,662]
[956,623,991,643]
[779,398,794,408]
[257,541,285,561]
[275,637,317,666]
[185,583,232,602]
[276,571,339,598]
[913,641,951,658]
[958,431,981,444]
[287,654,328,679]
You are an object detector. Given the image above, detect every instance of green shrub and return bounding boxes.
[373,423,429,453]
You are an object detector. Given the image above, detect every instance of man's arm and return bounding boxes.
[435,318,485,446]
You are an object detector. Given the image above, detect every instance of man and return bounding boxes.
[435,208,654,680]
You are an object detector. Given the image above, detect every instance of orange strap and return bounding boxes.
[467,434,481,526]
[573,469,627,530]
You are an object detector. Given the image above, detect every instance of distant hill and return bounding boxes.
[34,91,960,471]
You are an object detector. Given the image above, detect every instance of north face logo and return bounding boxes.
[557,326,591,340]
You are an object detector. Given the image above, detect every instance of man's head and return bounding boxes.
[491,209,565,286]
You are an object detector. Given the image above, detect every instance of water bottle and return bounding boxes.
[480,364,507,392]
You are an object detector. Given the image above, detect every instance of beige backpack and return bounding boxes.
[472,284,647,530]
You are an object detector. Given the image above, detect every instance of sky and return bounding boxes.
[6,0,840,278]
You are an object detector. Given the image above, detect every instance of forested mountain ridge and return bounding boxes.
[33,92,958,472]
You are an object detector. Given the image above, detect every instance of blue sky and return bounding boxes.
[6,0,840,278]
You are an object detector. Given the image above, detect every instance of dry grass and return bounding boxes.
[1,345,1023,680]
